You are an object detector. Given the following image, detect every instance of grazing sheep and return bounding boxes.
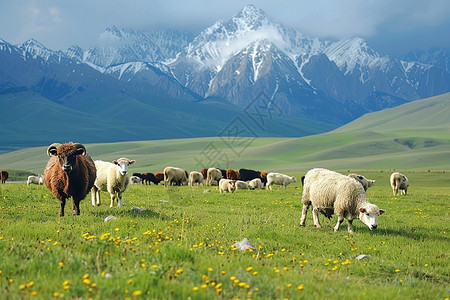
[91,157,136,207]
[130,175,141,184]
[163,166,188,187]
[235,180,253,190]
[200,168,208,180]
[154,172,164,184]
[27,174,44,185]
[266,172,297,190]
[189,171,204,186]
[300,168,385,233]
[1,170,8,183]
[226,169,241,180]
[44,143,96,216]
[249,178,264,189]
[390,172,409,195]
[348,173,375,191]
[219,178,236,193]
[206,168,223,186]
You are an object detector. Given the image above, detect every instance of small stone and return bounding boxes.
[132,206,146,212]
[203,189,211,193]
[356,254,371,261]
[233,238,256,251]
[104,215,118,222]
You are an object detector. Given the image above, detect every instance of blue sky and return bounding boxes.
[1,0,449,56]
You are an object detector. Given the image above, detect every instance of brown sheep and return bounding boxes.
[1,170,8,183]
[200,168,208,180]
[154,172,164,184]
[226,169,241,180]
[44,143,96,216]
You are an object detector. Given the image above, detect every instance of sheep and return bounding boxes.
[130,175,141,184]
[300,168,385,233]
[235,180,254,190]
[44,142,96,216]
[163,166,188,187]
[91,157,136,207]
[1,170,8,183]
[154,172,164,184]
[206,168,223,186]
[266,172,297,190]
[219,178,236,193]
[189,171,204,186]
[390,172,409,195]
[27,174,44,185]
[348,173,375,191]
[226,169,241,180]
[249,178,264,189]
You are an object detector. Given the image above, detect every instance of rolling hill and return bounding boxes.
[0,93,449,175]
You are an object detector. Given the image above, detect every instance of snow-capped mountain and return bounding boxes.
[81,26,194,67]
[1,4,449,126]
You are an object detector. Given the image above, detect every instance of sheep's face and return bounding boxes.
[359,205,385,230]
[49,144,85,173]
[113,158,135,176]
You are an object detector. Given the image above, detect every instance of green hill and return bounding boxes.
[1,93,449,174]
[0,91,333,153]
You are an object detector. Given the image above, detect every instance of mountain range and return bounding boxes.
[0,5,449,151]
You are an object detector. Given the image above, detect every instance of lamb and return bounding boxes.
[27,174,44,185]
[235,180,253,190]
[300,168,385,233]
[44,143,96,216]
[348,173,375,191]
[248,178,264,189]
[189,171,204,186]
[219,178,236,193]
[206,168,223,186]
[390,172,409,195]
[266,172,297,190]
[163,166,188,186]
[91,157,135,207]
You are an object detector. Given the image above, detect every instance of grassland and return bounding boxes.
[0,170,448,299]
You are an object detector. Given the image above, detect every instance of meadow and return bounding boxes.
[0,170,448,299]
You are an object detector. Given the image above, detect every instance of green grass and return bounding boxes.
[0,170,449,299]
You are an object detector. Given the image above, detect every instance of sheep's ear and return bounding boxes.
[48,148,58,156]
[359,208,366,213]
[113,161,118,165]
[379,209,386,215]
[129,160,136,165]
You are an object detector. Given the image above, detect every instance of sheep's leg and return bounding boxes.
[312,207,322,228]
[117,192,122,207]
[110,193,116,207]
[300,202,311,226]
[333,216,344,232]
[72,198,81,215]
[346,219,354,233]
[59,198,66,217]
[96,190,101,206]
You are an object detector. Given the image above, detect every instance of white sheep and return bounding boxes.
[163,166,188,186]
[91,157,135,207]
[390,172,409,195]
[219,179,236,193]
[300,168,385,233]
[348,173,375,191]
[130,176,141,184]
[189,171,204,186]
[27,174,44,185]
[206,168,222,186]
[235,180,253,190]
[266,172,297,190]
[248,178,264,189]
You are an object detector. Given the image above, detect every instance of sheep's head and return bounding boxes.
[359,204,385,230]
[47,143,86,173]
[113,157,136,176]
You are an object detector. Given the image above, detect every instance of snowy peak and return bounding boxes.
[230,4,271,31]
[19,38,57,61]
[324,37,389,74]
